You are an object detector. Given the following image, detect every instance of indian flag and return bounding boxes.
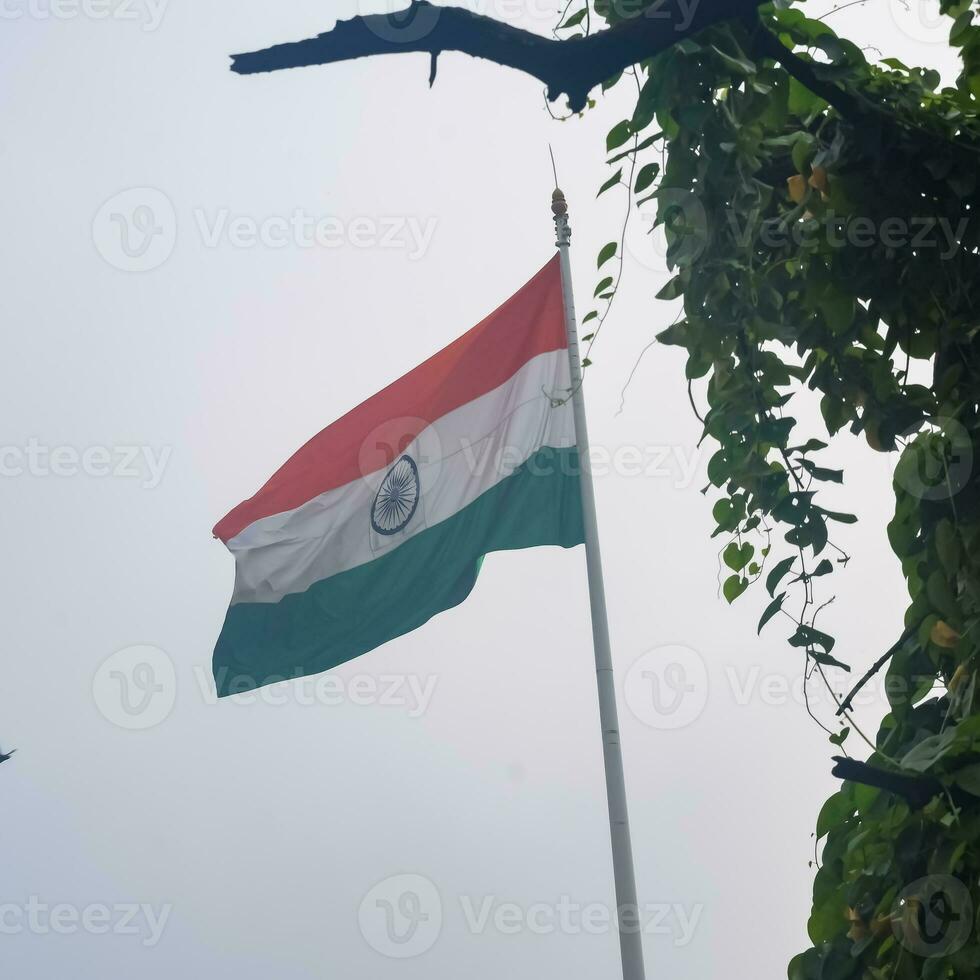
[212,257,585,697]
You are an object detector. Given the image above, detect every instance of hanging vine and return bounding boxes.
[581,1,980,976]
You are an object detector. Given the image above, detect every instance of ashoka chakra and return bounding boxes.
[371,454,420,536]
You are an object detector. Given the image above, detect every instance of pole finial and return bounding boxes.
[552,188,570,247]
[549,146,570,246]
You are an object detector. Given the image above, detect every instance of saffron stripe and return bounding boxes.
[214,256,565,542]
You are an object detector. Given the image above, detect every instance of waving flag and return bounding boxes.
[212,257,584,696]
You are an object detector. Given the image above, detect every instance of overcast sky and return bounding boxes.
[0,2,958,977]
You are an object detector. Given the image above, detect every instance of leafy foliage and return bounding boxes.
[577,1,980,975]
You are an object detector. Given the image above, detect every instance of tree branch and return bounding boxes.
[832,756,938,808]
[749,24,865,120]
[230,0,764,112]
[835,624,917,717]
[831,755,971,810]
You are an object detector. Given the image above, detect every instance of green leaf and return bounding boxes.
[789,76,827,117]
[558,7,586,29]
[758,592,786,634]
[791,134,815,175]
[594,277,613,298]
[816,790,854,838]
[605,120,632,152]
[634,162,660,194]
[724,541,755,571]
[710,43,757,76]
[723,574,748,604]
[606,132,662,164]
[766,556,796,597]
[597,170,622,197]
[712,497,745,535]
[950,9,974,44]
[789,624,838,657]
[800,460,844,484]
[656,276,684,301]
[819,288,855,334]
[901,729,958,773]
[790,439,830,454]
[927,569,957,619]
[812,651,850,671]
[822,509,857,525]
[954,763,980,796]
[829,727,850,746]
[935,519,961,577]
[597,242,617,268]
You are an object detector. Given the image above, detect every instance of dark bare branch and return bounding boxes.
[231,0,764,112]
[831,756,972,810]
[834,624,917,717]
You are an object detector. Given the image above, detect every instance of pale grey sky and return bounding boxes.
[0,1,956,977]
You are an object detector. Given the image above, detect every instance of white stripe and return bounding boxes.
[228,348,574,604]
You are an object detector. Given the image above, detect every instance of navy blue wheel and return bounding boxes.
[371,455,420,536]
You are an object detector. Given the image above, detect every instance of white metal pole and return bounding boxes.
[552,188,646,980]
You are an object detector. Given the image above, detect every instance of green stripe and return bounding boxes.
[213,446,584,697]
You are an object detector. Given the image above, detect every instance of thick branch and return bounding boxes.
[832,756,971,810]
[231,0,764,111]
[750,25,865,120]
[832,756,941,808]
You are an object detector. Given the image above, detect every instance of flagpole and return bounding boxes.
[552,188,646,980]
